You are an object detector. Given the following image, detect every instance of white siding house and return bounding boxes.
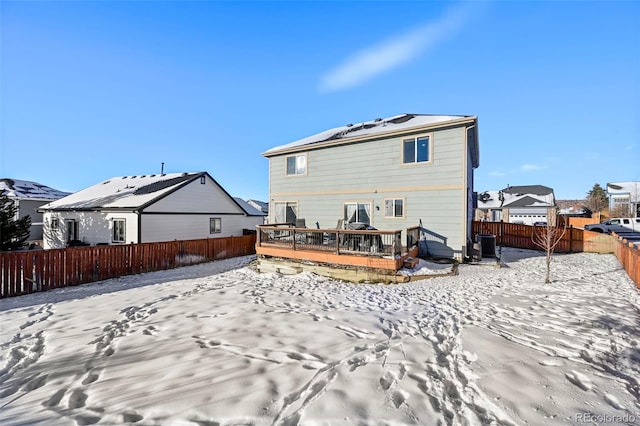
[607,181,640,217]
[263,113,479,260]
[475,185,557,225]
[39,172,265,249]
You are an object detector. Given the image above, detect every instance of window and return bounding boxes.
[403,135,430,164]
[384,199,404,218]
[273,202,298,224]
[112,219,126,243]
[51,218,59,231]
[210,218,222,234]
[286,154,307,175]
[344,202,371,225]
[200,176,206,184]
[65,220,78,243]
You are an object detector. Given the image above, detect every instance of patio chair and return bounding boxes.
[325,219,344,243]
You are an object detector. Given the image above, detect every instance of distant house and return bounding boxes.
[475,185,557,225]
[556,199,588,217]
[607,181,639,217]
[0,178,70,243]
[247,199,269,216]
[39,172,264,249]
[262,113,479,260]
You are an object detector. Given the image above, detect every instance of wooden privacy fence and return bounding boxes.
[613,235,640,288]
[472,221,615,254]
[0,235,256,298]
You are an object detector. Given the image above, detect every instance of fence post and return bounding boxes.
[569,225,574,253]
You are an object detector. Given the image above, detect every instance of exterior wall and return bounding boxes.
[144,176,239,214]
[268,126,470,259]
[14,199,50,242]
[42,211,138,249]
[140,214,261,242]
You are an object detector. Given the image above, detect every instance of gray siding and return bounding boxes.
[17,199,49,241]
[268,126,470,259]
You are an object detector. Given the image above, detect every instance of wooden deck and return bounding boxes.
[256,225,416,271]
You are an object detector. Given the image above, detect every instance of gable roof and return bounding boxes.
[263,113,478,159]
[477,185,556,209]
[607,181,640,202]
[0,178,70,201]
[233,198,267,216]
[247,199,268,213]
[40,172,222,211]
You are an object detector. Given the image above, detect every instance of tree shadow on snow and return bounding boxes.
[570,312,640,404]
[496,247,546,266]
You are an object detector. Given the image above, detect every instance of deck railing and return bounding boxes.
[257,225,403,257]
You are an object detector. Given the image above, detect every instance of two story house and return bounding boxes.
[262,113,479,260]
[475,185,557,225]
[607,181,640,217]
[0,178,70,244]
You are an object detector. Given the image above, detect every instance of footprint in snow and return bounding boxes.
[565,371,593,391]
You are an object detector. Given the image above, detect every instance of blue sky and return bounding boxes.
[1,1,638,201]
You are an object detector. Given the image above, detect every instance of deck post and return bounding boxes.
[292,229,297,251]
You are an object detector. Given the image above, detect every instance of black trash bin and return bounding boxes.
[476,234,496,258]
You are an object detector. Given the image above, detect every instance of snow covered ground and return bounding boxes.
[1,249,639,425]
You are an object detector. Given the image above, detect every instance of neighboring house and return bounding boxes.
[0,178,70,243]
[234,198,267,225]
[557,199,588,216]
[39,172,264,249]
[262,113,479,260]
[475,185,557,225]
[607,181,640,217]
[247,199,269,216]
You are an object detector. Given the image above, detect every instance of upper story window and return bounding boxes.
[384,199,404,218]
[200,176,206,184]
[286,154,307,176]
[403,135,430,164]
[51,218,59,231]
[112,219,126,243]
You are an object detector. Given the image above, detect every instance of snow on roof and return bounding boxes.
[264,113,474,155]
[607,181,640,201]
[477,185,556,209]
[0,178,70,200]
[233,198,267,216]
[40,173,203,210]
[247,199,268,213]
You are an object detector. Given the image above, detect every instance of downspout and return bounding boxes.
[464,124,477,259]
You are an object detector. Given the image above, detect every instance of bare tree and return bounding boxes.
[532,222,568,284]
[610,203,632,218]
